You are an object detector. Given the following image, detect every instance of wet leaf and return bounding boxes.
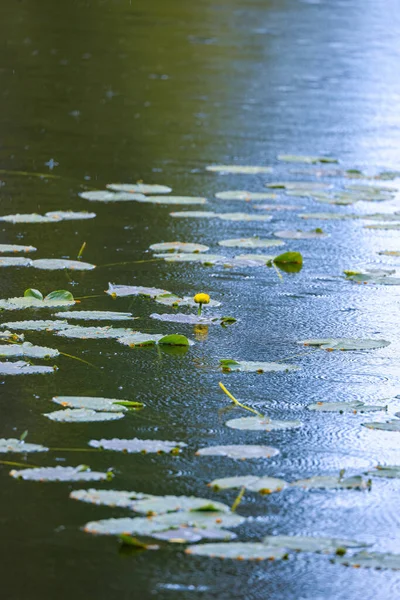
[0,257,33,267]
[334,551,400,570]
[1,320,69,331]
[107,183,172,194]
[0,361,56,375]
[88,438,187,454]
[45,211,96,220]
[362,420,400,432]
[55,325,137,339]
[364,465,400,479]
[158,334,190,346]
[53,310,136,321]
[44,408,125,422]
[298,338,390,351]
[277,155,338,164]
[196,445,279,459]
[185,542,287,560]
[117,333,164,347]
[79,190,146,202]
[262,535,369,553]
[154,294,221,308]
[70,489,152,508]
[153,527,235,543]
[206,165,272,174]
[274,230,328,240]
[299,212,356,220]
[10,465,112,482]
[218,237,284,249]
[219,359,299,373]
[215,191,277,201]
[209,475,288,493]
[24,289,43,300]
[149,242,209,253]
[226,417,302,431]
[156,253,226,264]
[150,313,222,325]
[272,251,303,266]
[106,283,169,298]
[307,401,386,413]
[292,475,369,490]
[0,211,95,223]
[52,396,143,412]
[31,259,95,271]
[140,196,207,205]
[0,342,59,359]
[169,211,217,219]
[266,181,329,190]
[131,495,231,515]
[0,438,49,453]
[0,244,36,253]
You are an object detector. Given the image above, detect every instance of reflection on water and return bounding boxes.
[1,1,400,599]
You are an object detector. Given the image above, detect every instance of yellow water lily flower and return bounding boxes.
[193,293,210,315]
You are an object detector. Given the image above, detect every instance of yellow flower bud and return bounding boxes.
[193,293,210,305]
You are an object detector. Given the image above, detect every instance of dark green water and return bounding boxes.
[1,1,400,598]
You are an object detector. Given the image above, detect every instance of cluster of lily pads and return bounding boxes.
[1,156,400,572]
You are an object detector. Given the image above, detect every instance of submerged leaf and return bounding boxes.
[196,445,279,459]
[185,542,287,560]
[226,417,302,431]
[0,361,56,375]
[219,359,299,373]
[88,438,187,454]
[0,438,48,453]
[10,465,112,482]
[44,408,124,422]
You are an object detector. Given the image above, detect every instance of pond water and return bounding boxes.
[1,1,400,598]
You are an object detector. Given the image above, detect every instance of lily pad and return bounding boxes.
[70,489,152,508]
[206,165,272,174]
[277,155,338,164]
[185,542,287,561]
[297,338,390,351]
[107,183,172,194]
[106,283,169,298]
[266,181,329,190]
[0,294,75,311]
[274,230,328,240]
[262,535,368,553]
[226,417,302,431]
[299,212,356,220]
[225,254,276,267]
[150,313,221,325]
[364,223,400,230]
[1,320,70,331]
[0,330,24,342]
[131,495,231,515]
[0,361,56,375]
[334,551,400,571]
[157,253,226,264]
[149,242,209,253]
[55,325,137,339]
[219,359,299,373]
[88,438,187,454]
[218,213,273,222]
[364,465,400,479]
[209,476,288,494]
[345,271,400,285]
[378,251,400,256]
[52,396,143,412]
[79,190,146,202]
[45,211,96,220]
[292,475,369,490]
[140,196,207,205]
[31,259,95,271]
[170,211,217,219]
[44,408,125,422]
[196,445,279,459]
[117,333,165,347]
[307,401,386,413]
[10,465,112,482]
[218,237,284,249]
[154,294,221,308]
[215,191,277,201]
[362,420,400,432]
[0,257,33,267]
[0,211,96,223]
[0,342,59,359]
[152,527,235,543]
[0,244,36,253]
[0,439,49,453]
[53,310,136,321]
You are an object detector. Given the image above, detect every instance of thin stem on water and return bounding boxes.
[60,352,99,369]
[0,459,37,468]
[218,382,264,418]
[99,258,163,268]
[271,260,283,281]
[77,241,87,260]
[231,486,246,512]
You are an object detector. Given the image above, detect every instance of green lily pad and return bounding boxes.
[79,190,146,201]
[219,359,299,373]
[70,489,152,508]
[117,333,164,347]
[0,295,75,311]
[55,325,137,339]
[140,196,207,205]
[277,155,338,164]
[292,475,369,490]
[272,251,303,267]
[31,259,95,271]
[334,551,400,571]
[218,238,284,249]
[158,334,190,346]
[53,310,136,321]
[0,244,36,253]
[107,183,172,194]
[364,465,400,478]
[106,283,169,298]
[0,361,56,375]
[297,338,390,351]
[0,439,48,453]
[131,495,231,515]
[154,294,221,308]
[0,342,59,359]
[149,242,209,253]
[226,417,302,431]
[44,408,125,422]
[88,438,187,454]
[262,535,369,553]
[209,475,288,494]
[307,401,386,413]
[0,257,33,267]
[185,542,287,560]
[362,420,400,432]
[1,320,69,331]
[274,230,328,240]
[152,527,235,543]
[52,396,143,412]
[206,165,272,174]
[215,191,277,201]
[10,465,112,482]
[196,445,279,459]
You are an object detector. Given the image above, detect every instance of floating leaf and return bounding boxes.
[298,338,390,351]
[45,290,74,302]
[1,320,69,331]
[44,408,125,422]
[0,439,48,453]
[266,182,329,190]
[0,257,33,267]
[140,196,207,205]
[0,211,95,223]
[273,251,303,266]
[226,417,302,431]
[24,289,43,300]
[364,465,400,479]
[218,237,284,249]
[150,313,221,325]
[131,495,231,515]
[307,401,386,413]
[215,191,277,201]
[88,438,187,454]
[0,330,24,342]
[364,223,400,230]
[53,310,135,321]
[345,184,395,194]
[334,551,400,571]
[196,445,279,459]
[149,242,209,253]
[274,230,328,240]
[185,542,287,561]
[79,190,146,202]
[45,211,96,220]
[362,420,400,432]
[299,212,356,220]
[169,211,217,219]
[378,251,400,256]
[158,334,190,347]
[0,295,75,311]
[107,183,172,194]
[218,213,272,222]
[154,294,221,308]
[254,203,302,211]
[31,259,95,271]
[262,535,368,553]
[157,253,226,264]
[70,489,152,508]
[55,325,137,339]
[209,476,288,494]
[226,254,276,267]
[153,527,235,543]
[0,342,59,359]
[277,155,338,164]
[219,359,299,373]
[0,244,36,253]
[292,475,369,490]
[344,271,400,285]
[10,465,112,482]
[0,361,56,375]
[52,396,143,412]
[106,283,169,298]
[117,333,164,347]
[206,165,272,174]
